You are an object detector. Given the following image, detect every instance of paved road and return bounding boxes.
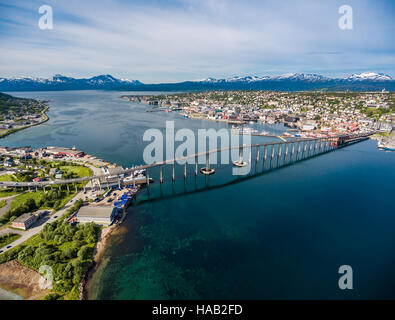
[0,190,85,253]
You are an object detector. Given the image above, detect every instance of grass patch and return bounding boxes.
[0,189,21,198]
[10,192,45,211]
[0,199,6,209]
[60,166,92,178]
[374,131,394,138]
[0,174,17,182]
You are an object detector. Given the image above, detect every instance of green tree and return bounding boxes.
[77,246,91,260]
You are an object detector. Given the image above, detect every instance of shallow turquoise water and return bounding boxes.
[0,287,23,300]
[2,91,395,299]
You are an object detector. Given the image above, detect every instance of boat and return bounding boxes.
[232,126,258,135]
[200,167,215,175]
[378,140,385,149]
[242,128,258,134]
[233,160,248,167]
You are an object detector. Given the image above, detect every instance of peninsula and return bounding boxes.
[0,92,49,139]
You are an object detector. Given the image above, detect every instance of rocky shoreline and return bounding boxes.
[79,226,115,300]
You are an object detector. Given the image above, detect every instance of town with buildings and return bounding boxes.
[122,91,395,140]
[0,92,49,137]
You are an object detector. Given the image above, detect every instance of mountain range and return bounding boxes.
[0,72,393,92]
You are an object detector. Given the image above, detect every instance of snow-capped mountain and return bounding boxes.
[0,72,393,92]
[225,76,271,82]
[271,73,331,82]
[346,72,392,81]
[0,74,143,91]
[193,74,329,83]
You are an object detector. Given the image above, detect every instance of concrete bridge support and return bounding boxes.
[303,142,307,158]
[262,146,267,170]
[296,142,301,161]
[310,140,314,156]
[277,145,282,167]
[270,146,275,168]
[290,144,295,163]
[312,141,316,156]
[256,146,260,163]
[283,144,288,165]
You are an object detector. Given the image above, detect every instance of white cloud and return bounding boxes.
[0,0,394,81]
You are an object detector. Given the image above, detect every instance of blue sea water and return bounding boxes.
[2,91,395,299]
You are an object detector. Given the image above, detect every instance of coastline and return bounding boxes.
[0,260,49,300]
[0,105,50,139]
[80,225,117,300]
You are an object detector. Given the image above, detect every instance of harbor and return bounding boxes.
[377,134,395,151]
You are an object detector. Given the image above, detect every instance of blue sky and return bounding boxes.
[0,0,394,82]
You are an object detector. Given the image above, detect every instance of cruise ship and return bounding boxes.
[231,126,258,135]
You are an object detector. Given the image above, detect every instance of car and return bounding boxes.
[69,199,73,202]
[107,198,113,203]
[54,216,58,218]
[84,191,87,194]
[0,250,3,253]
[6,246,12,249]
